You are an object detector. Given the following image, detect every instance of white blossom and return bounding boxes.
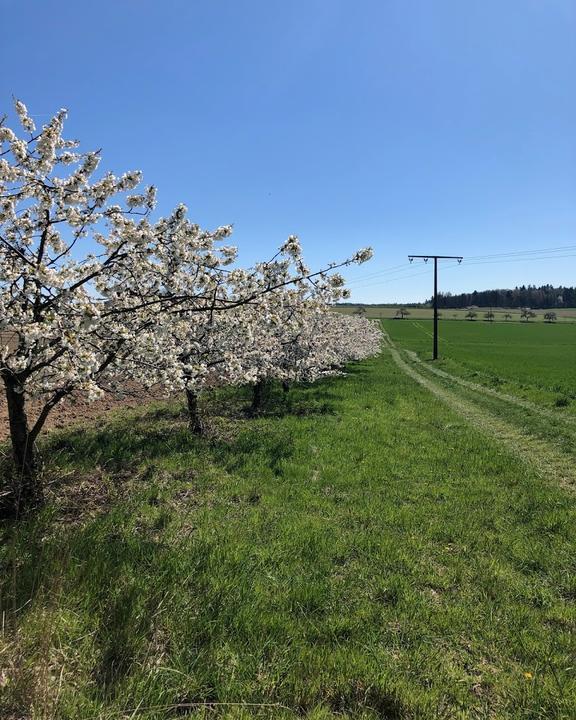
[14,99,36,133]
[353,248,374,264]
[1,98,377,476]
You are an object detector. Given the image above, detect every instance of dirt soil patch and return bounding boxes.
[0,383,173,443]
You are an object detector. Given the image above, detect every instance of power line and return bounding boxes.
[348,251,576,289]
[455,253,576,268]
[345,243,576,287]
[343,262,414,286]
[348,268,436,289]
[462,244,576,261]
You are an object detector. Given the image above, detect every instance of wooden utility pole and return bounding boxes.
[408,255,463,360]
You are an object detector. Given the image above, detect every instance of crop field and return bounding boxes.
[2,334,576,719]
[383,319,576,411]
[337,305,576,323]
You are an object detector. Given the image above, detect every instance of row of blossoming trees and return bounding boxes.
[0,101,382,516]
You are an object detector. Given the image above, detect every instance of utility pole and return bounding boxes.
[408,255,463,360]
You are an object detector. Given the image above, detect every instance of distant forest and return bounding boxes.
[431,285,576,309]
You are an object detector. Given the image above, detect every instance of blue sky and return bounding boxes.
[2,0,575,302]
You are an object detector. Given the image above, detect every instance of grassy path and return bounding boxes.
[405,349,576,429]
[382,330,576,492]
[383,319,576,408]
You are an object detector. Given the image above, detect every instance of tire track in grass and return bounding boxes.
[404,348,576,460]
[411,320,454,346]
[381,331,576,491]
[404,349,576,429]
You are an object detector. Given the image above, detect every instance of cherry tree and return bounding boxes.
[0,101,236,513]
[229,274,382,411]
[0,100,374,513]
[273,310,383,386]
[126,239,373,428]
[225,258,350,411]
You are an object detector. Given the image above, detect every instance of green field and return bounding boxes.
[337,306,576,323]
[383,319,576,411]
[2,337,576,719]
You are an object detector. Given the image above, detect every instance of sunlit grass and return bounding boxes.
[1,352,575,718]
[384,318,576,410]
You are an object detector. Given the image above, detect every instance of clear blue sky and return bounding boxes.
[2,0,575,302]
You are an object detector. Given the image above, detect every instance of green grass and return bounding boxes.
[383,319,576,411]
[1,356,575,719]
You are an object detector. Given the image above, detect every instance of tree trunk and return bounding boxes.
[185,387,204,435]
[282,380,290,394]
[2,377,43,516]
[250,379,266,415]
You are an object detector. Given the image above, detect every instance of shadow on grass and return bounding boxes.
[208,380,341,420]
[324,684,406,720]
[47,360,374,469]
[0,375,351,630]
[1,509,184,700]
[341,363,371,377]
[40,379,342,471]
[0,376,346,620]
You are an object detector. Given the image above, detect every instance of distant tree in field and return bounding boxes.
[521,308,537,322]
[353,305,367,316]
[484,310,495,322]
[395,307,410,319]
[504,312,512,321]
[465,310,477,321]
[544,311,557,323]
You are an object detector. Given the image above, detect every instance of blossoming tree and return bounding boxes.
[125,238,373,430]
[0,100,374,515]
[0,101,242,512]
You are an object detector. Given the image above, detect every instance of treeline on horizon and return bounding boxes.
[432,285,576,309]
[339,284,576,309]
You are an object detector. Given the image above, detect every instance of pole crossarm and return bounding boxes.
[408,255,463,261]
[407,254,463,359]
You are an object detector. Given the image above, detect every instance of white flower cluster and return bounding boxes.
[0,99,380,450]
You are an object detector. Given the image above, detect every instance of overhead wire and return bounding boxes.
[458,244,576,262]
[347,267,438,290]
[345,243,576,289]
[343,262,415,286]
